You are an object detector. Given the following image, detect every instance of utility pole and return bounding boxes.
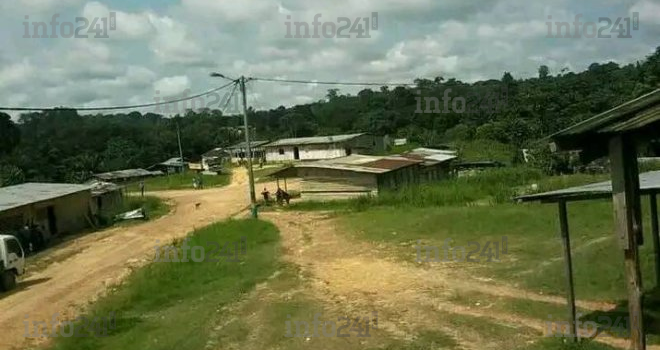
[240,76,257,216]
[176,119,185,174]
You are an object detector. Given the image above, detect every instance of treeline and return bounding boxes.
[1,47,659,186]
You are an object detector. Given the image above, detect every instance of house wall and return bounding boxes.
[296,168,378,200]
[92,191,124,218]
[419,163,453,182]
[266,144,348,162]
[376,165,421,191]
[265,135,389,162]
[0,190,92,239]
[229,148,265,164]
[347,135,388,154]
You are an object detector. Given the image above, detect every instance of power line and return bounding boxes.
[0,81,237,112]
[219,82,239,114]
[249,76,415,87]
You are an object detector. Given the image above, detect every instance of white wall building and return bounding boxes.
[264,134,387,162]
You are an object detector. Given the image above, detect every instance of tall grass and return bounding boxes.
[49,219,280,350]
[289,167,622,212]
[304,167,545,210]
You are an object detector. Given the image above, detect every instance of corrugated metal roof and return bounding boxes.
[95,169,162,181]
[551,89,660,138]
[85,180,122,196]
[202,148,229,158]
[265,133,365,147]
[0,183,91,213]
[288,154,422,174]
[516,170,660,202]
[362,158,420,170]
[226,141,270,150]
[402,148,458,164]
[160,157,187,167]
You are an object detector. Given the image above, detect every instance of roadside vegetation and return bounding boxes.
[286,166,660,347]
[289,167,608,211]
[124,172,232,192]
[48,219,280,350]
[121,196,170,221]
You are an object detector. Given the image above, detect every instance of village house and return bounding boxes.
[94,168,163,184]
[87,180,124,220]
[270,154,422,200]
[400,148,457,182]
[226,141,270,164]
[264,133,389,162]
[201,148,231,173]
[150,157,188,174]
[0,183,93,240]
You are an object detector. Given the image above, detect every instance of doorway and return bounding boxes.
[293,147,300,160]
[46,206,57,236]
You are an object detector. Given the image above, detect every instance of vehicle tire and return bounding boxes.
[0,270,16,292]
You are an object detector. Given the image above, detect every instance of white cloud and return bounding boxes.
[631,0,660,24]
[0,0,658,113]
[0,59,33,88]
[154,76,191,96]
[182,0,277,22]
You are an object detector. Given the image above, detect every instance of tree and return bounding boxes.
[0,113,20,156]
[0,164,24,186]
[538,65,550,79]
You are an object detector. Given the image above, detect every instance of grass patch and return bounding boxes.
[336,200,660,301]
[287,167,546,211]
[125,172,231,192]
[287,166,616,213]
[520,338,619,350]
[48,219,280,350]
[253,164,289,183]
[122,196,170,220]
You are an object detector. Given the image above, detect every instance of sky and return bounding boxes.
[0,0,658,117]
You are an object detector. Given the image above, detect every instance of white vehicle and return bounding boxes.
[0,235,25,292]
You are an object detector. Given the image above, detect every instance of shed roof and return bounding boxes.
[550,89,660,154]
[552,89,660,137]
[160,157,187,167]
[226,141,270,150]
[85,180,122,196]
[94,169,162,181]
[265,133,366,147]
[273,154,422,175]
[0,183,91,213]
[202,148,229,158]
[516,170,660,203]
[402,148,458,165]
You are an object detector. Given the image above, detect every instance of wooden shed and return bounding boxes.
[271,155,422,200]
[520,88,660,350]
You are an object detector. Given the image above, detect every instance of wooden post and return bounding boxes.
[558,200,578,341]
[651,192,660,285]
[609,135,645,350]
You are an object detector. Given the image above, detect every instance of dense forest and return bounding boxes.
[1,47,659,186]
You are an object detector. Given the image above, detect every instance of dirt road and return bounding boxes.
[261,211,648,350]
[0,168,269,350]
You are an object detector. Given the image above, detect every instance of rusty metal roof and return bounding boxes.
[362,158,420,170]
[270,155,422,175]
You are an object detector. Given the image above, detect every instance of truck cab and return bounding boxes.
[0,234,25,292]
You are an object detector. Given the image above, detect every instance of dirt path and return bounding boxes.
[263,211,655,350]
[0,168,264,350]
